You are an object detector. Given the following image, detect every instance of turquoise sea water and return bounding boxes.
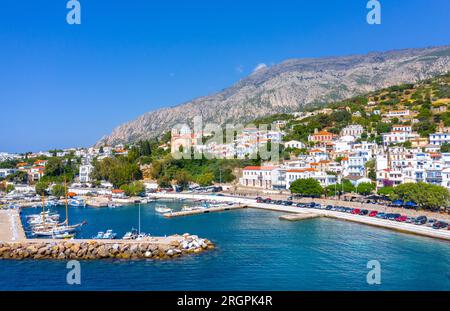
[0,200,449,290]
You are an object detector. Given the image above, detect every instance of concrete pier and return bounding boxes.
[279,213,320,221]
[164,204,246,218]
[0,209,26,242]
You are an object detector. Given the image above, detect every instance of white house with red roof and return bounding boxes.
[239,166,283,189]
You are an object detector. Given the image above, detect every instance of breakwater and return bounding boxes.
[0,234,214,260]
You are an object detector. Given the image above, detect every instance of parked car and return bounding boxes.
[351,209,361,215]
[432,221,448,230]
[405,217,415,223]
[414,216,427,225]
[359,209,369,216]
[376,213,388,219]
[395,215,407,222]
[426,219,437,227]
[369,210,378,217]
[387,213,401,220]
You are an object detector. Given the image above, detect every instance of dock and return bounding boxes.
[164,204,246,218]
[279,213,320,221]
[0,209,26,242]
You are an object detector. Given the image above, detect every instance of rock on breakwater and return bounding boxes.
[0,234,214,260]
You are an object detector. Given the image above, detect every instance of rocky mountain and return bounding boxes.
[97,45,450,146]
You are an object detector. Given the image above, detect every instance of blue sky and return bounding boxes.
[1,0,449,153]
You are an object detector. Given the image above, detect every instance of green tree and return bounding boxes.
[35,181,49,196]
[289,178,323,197]
[157,176,171,188]
[51,184,66,198]
[377,186,395,198]
[440,143,450,153]
[393,182,450,210]
[356,182,375,195]
[196,172,215,186]
[6,184,14,193]
[175,170,192,190]
[120,181,145,196]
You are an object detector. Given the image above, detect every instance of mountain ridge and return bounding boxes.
[96,45,450,147]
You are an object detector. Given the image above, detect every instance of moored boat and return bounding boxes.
[155,204,173,214]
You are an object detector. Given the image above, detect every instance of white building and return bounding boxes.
[285,168,336,189]
[340,124,364,138]
[79,164,94,183]
[239,166,283,189]
[385,110,411,118]
[442,168,450,190]
[284,140,305,150]
[0,169,17,178]
[429,133,450,146]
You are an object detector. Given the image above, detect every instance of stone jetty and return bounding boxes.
[0,234,214,260]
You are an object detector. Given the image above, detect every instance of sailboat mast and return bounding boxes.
[41,193,46,225]
[64,178,68,225]
[138,203,141,234]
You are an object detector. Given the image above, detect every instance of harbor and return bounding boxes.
[0,203,214,260]
[0,197,449,290]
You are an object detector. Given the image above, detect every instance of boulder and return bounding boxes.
[97,245,109,258]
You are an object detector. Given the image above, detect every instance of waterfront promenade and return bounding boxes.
[150,193,450,241]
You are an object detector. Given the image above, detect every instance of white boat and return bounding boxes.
[68,199,86,207]
[123,229,138,240]
[155,204,173,214]
[53,232,75,239]
[102,230,117,239]
[181,205,194,212]
[94,231,105,239]
[108,202,123,208]
[136,233,149,240]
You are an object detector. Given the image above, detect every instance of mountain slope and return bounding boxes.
[97,45,450,146]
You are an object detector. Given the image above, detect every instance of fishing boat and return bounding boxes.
[108,202,123,208]
[123,229,138,240]
[94,231,105,239]
[68,198,86,207]
[136,233,149,240]
[155,204,173,214]
[103,230,117,239]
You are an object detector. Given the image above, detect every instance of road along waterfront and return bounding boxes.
[150,193,450,241]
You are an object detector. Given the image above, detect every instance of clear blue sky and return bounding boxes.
[1,0,449,153]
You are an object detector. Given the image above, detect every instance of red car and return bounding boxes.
[395,215,407,222]
[369,211,378,217]
[351,209,361,214]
